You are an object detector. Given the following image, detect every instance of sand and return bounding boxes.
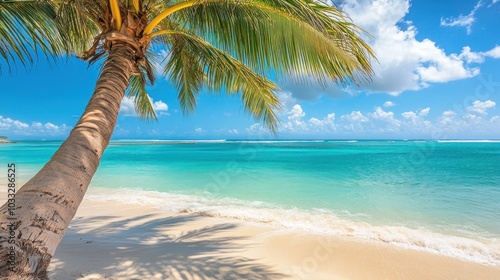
[38,198,500,280]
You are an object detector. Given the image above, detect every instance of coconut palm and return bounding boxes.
[0,0,374,278]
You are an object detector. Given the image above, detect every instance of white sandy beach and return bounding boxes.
[36,197,500,280]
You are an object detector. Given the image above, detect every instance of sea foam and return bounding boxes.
[87,188,500,266]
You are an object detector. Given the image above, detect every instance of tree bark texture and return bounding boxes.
[0,42,137,279]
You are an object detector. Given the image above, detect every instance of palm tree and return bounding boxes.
[0,0,374,278]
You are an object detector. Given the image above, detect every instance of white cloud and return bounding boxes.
[420,107,431,117]
[246,98,499,137]
[120,96,168,116]
[440,0,483,34]
[0,116,29,129]
[341,111,368,123]
[401,107,431,131]
[277,91,298,111]
[482,46,500,59]
[0,116,70,135]
[247,123,268,134]
[438,110,457,126]
[308,113,336,131]
[458,46,485,64]
[274,0,497,99]
[44,123,59,130]
[414,40,480,84]
[152,100,168,111]
[383,101,396,107]
[402,107,430,120]
[370,107,401,130]
[340,111,369,132]
[15,121,29,129]
[371,107,398,123]
[454,46,500,64]
[282,104,308,132]
[466,100,496,115]
[119,97,136,116]
[339,0,482,95]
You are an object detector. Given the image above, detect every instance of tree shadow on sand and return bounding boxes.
[48,213,287,279]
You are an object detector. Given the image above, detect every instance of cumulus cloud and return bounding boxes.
[274,0,498,99]
[459,46,485,64]
[247,123,268,134]
[277,91,298,111]
[383,101,396,108]
[309,113,336,131]
[0,116,70,136]
[119,97,136,116]
[455,45,500,64]
[340,0,486,95]
[370,107,401,130]
[466,100,496,115]
[401,108,431,130]
[120,96,168,117]
[340,111,369,132]
[152,100,168,111]
[0,117,29,129]
[482,46,500,59]
[246,99,499,137]
[440,0,483,34]
[282,104,307,132]
[44,123,60,131]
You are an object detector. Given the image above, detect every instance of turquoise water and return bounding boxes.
[1,140,500,264]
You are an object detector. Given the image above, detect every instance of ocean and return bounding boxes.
[1,140,499,265]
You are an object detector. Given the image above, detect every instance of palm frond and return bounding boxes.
[167,0,374,86]
[127,74,157,120]
[0,0,65,73]
[55,0,104,55]
[164,33,205,113]
[126,50,159,120]
[163,30,281,131]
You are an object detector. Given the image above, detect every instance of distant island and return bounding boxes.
[0,136,12,143]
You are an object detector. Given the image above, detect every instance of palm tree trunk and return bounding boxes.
[0,42,136,279]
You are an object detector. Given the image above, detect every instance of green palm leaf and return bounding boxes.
[163,30,281,131]
[169,0,374,85]
[0,0,65,73]
[128,74,157,120]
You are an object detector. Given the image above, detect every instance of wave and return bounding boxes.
[225,140,325,143]
[110,139,227,145]
[324,140,358,143]
[437,140,500,143]
[87,188,500,266]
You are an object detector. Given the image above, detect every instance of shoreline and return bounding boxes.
[84,187,500,267]
[47,197,500,279]
[0,186,498,279]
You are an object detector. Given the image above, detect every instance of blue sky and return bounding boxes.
[1,0,499,140]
